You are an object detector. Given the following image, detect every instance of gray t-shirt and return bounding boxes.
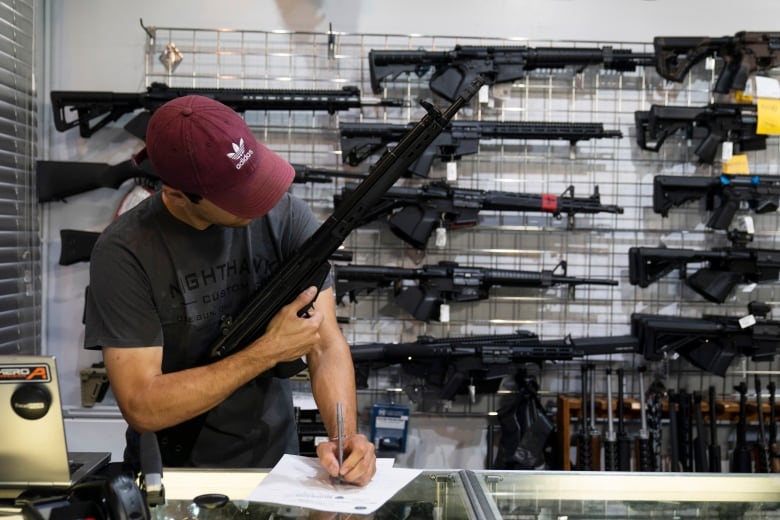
[85,191,327,468]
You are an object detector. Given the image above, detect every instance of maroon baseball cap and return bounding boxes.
[141,95,294,219]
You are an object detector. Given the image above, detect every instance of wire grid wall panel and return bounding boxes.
[142,27,780,417]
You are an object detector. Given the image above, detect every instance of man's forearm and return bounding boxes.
[104,340,282,432]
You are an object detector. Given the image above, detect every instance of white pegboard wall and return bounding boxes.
[139,26,780,421]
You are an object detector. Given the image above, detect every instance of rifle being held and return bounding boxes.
[635,103,765,164]
[335,260,618,322]
[654,32,780,93]
[653,174,780,230]
[630,302,780,377]
[628,230,780,303]
[349,330,637,401]
[340,120,622,176]
[369,44,655,101]
[152,79,486,466]
[334,180,623,250]
[51,82,404,138]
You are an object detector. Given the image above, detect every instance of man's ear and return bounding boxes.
[161,185,189,207]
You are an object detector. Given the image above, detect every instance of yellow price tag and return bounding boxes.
[756,98,780,134]
[722,154,750,174]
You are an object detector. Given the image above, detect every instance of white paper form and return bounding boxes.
[246,455,422,515]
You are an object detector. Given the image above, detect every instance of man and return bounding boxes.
[84,95,376,485]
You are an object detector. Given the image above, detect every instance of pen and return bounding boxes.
[336,401,343,485]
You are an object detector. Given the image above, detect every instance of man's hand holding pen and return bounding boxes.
[317,428,377,487]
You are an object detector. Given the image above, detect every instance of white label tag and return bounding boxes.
[478,84,489,104]
[738,314,756,328]
[446,161,458,181]
[753,76,780,99]
[705,56,716,71]
[435,227,447,248]
[439,304,450,323]
[721,141,733,162]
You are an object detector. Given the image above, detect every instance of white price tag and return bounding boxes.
[434,227,447,248]
[439,304,450,323]
[738,314,757,329]
[721,141,733,162]
[446,161,458,181]
[478,84,489,104]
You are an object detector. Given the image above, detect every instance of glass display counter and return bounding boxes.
[155,469,780,520]
[156,469,478,519]
[465,470,780,519]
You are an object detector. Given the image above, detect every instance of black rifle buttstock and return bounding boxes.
[654,32,780,93]
[635,103,763,164]
[36,158,160,202]
[651,175,714,217]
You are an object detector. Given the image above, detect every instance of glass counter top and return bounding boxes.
[152,470,478,520]
[465,470,780,519]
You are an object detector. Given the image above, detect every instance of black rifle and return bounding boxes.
[653,174,780,230]
[630,302,780,377]
[51,163,364,265]
[707,385,721,472]
[634,103,764,164]
[340,120,623,177]
[335,260,618,322]
[616,368,632,471]
[692,391,708,472]
[153,77,486,466]
[603,368,618,471]
[636,366,654,471]
[586,363,601,471]
[36,157,363,203]
[755,375,771,473]
[333,180,623,250]
[349,330,637,401]
[51,82,404,138]
[731,381,752,473]
[368,44,655,101]
[575,364,592,471]
[36,158,160,202]
[668,390,681,471]
[627,231,780,304]
[768,381,780,473]
[654,32,780,93]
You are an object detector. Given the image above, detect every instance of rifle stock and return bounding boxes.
[635,103,764,164]
[654,32,780,93]
[628,243,780,303]
[653,174,780,230]
[36,158,159,202]
[631,305,780,376]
